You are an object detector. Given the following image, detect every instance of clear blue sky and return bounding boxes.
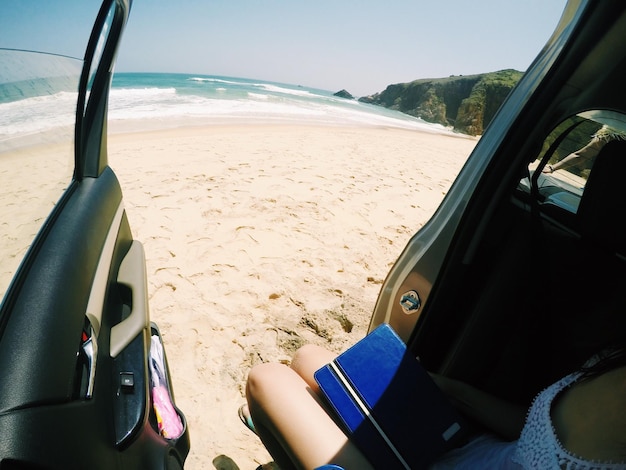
[2,0,568,97]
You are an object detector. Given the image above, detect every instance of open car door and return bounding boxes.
[367,0,626,400]
[0,1,189,468]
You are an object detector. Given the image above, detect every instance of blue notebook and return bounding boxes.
[314,324,467,469]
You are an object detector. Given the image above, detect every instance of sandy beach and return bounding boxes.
[106,123,477,469]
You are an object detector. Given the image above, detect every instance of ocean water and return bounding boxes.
[108,73,453,133]
[0,49,82,149]
[1,71,456,149]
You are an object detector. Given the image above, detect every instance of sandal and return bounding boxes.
[238,404,257,435]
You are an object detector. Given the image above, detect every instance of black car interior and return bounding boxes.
[398,8,626,440]
[412,136,626,440]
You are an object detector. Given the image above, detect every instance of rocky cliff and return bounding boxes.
[334,89,355,99]
[359,69,523,135]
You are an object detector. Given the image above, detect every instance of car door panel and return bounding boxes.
[0,168,125,410]
[0,169,130,459]
[0,0,189,467]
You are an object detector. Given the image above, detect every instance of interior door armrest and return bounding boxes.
[110,240,150,358]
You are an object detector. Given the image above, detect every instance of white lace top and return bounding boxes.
[431,363,626,469]
[512,368,626,469]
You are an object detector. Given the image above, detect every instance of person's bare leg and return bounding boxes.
[246,362,373,470]
[290,343,337,392]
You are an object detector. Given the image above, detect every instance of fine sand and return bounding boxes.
[107,124,478,469]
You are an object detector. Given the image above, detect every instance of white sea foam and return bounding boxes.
[0,91,77,141]
[252,83,315,98]
[108,84,455,135]
[190,76,317,98]
[118,74,454,133]
[247,92,269,100]
[107,90,454,135]
[188,77,244,86]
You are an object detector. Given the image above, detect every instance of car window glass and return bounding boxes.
[520,111,626,215]
[0,1,103,305]
[0,49,81,301]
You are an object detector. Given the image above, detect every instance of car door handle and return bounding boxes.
[81,324,98,398]
[110,240,150,358]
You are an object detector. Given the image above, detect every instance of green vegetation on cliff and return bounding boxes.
[359,69,523,135]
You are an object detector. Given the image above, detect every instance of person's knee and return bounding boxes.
[292,343,322,367]
[246,362,288,401]
[291,344,335,376]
